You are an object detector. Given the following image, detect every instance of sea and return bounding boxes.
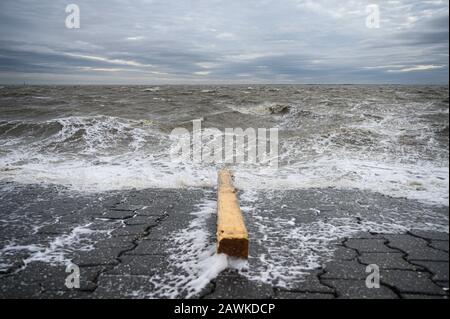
[0,85,448,297]
[0,85,448,205]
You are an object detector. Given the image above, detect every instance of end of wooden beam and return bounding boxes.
[217,170,248,259]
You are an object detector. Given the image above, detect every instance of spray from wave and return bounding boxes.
[0,85,448,205]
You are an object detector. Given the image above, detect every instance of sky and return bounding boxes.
[0,0,448,84]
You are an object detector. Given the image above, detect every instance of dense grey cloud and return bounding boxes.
[0,0,448,84]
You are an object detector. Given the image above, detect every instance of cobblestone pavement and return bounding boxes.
[0,183,448,299]
[201,231,449,299]
[273,231,449,299]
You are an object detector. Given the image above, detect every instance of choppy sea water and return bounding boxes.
[0,85,448,205]
[0,85,448,297]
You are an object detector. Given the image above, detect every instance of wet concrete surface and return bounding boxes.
[0,182,448,299]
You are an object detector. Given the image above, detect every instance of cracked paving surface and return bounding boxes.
[0,183,448,299]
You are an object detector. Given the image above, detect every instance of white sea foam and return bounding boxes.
[136,181,448,294]
[234,158,449,206]
[0,224,99,267]
[0,113,448,206]
[3,148,446,205]
[238,188,448,288]
[143,195,231,298]
[0,263,13,272]
[228,101,290,115]
[142,87,161,92]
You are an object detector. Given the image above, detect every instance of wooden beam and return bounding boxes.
[217,170,248,259]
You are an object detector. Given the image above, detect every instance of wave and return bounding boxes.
[142,87,161,92]
[0,120,64,139]
[0,85,448,206]
[0,115,166,155]
[228,102,291,116]
[0,122,447,206]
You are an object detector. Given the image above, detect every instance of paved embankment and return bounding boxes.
[0,183,448,299]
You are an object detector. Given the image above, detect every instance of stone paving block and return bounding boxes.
[80,208,109,218]
[0,276,42,298]
[358,252,421,270]
[346,239,395,253]
[124,239,171,256]
[0,262,101,296]
[121,193,156,207]
[87,220,121,231]
[110,224,149,237]
[332,245,358,260]
[384,234,428,251]
[144,227,173,240]
[124,216,160,226]
[93,275,155,298]
[110,204,144,212]
[0,226,35,241]
[214,268,240,277]
[106,255,168,276]
[58,213,95,224]
[430,240,449,252]
[100,195,125,208]
[195,282,215,298]
[72,247,123,266]
[205,274,274,299]
[2,262,68,292]
[322,279,398,299]
[275,291,334,299]
[144,217,192,239]
[406,247,449,262]
[321,260,367,280]
[0,251,27,275]
[385,234,449,261]
[401,294,448,299]
[76,265,110,290]
[435,281,449,290]
[345,232,385,239]
[37,223,74,235]
[408,261,449,282]
[40,290,98,299]
[94,236,137,249]
[285,270,334,293]
[380,270,447,295]
[102,210,136,220]
[137,208,169,217]
[409,230,449,241]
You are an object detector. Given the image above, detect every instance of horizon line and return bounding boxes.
[1,82,449,86]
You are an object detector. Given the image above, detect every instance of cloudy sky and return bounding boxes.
[0,0,448,84]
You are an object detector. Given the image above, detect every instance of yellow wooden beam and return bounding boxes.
[217,170,248,259]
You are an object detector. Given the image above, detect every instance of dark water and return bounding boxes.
[0,85,448,204]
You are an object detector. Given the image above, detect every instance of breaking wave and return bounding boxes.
[0,85,448,206]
